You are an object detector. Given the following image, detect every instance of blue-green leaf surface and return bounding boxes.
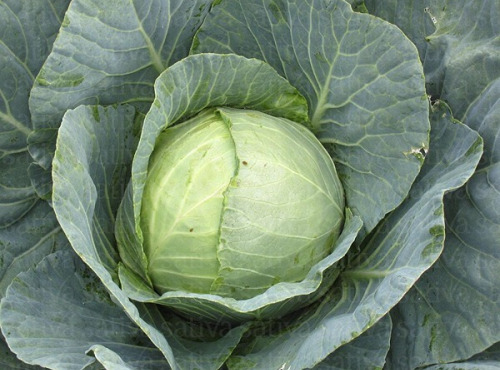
[422,0,500,119]
[360,1,500,366]
[27,128,60,200]
[0,1,70,355]
[361,0,500,120]
[193,0,430,238]
[388,91,499,368]
[29,0,212,130]
[52,105,139,273]
[0,201,67,298]
[0,0,70,227]
[311,314,392,370]
[0,151,37,228]
[353,0,437,60]
[27,0,213,195]
[0,250,168,370]
[88,346,135,370]
[0,336,43,370]
[419,343,500,370]
[221,91,481,370]
[52,104,249,369]
[422,343,500,370]
[424,362,500,370]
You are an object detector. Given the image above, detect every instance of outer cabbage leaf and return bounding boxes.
[0,1,71,366]
[0,250,168,370]
[421,0,500,119]
[360,0,500,120]
[193,0,430,239]
[358,1,500,366]
[220,83,482,369]
[424,363,500,370]
[27,0,212,189]
[387,94,500,368]
[0,337,43,370]
[352,0,437,61]
[52,105,139,273]
[0,0,70,226]
[29,0,212,128]
[422,343,500,370]
[51,104,250,369]
[27,128,60,200]
[312,314,391,369]
[0,201,67,298]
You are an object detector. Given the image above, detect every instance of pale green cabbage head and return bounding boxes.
[141,107,345,299]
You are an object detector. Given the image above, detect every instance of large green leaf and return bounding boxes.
[360,0,500,120]
[355,1,500,366]
[0,0,70,227]
[51,104,249,369]
[422,0,500,118]
[0,250,168,370]
[0,3,71,364]
[0,201,67,298]
[193,0,430,238]
[0,337,44,370]
[424,362,500,370]
[387,89,500,368]
[312,314,392,369]
[221,93,481,370]
[352,0,438,60]
[0,152,37,227]
[26,0,212,193]
[422,343,500,370]
[29,0,212,130]
[420,343,500,370]
[52,105,139,273]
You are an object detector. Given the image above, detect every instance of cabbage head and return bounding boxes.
[139,108,344,300]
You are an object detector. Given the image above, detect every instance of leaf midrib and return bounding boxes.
[130,1,165,74]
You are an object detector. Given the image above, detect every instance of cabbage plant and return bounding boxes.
[0,0,498,369]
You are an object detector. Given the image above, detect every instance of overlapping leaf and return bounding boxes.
[357,1,500,365]
[29,0,212,128]
[0,201,67,298]
[360,0,500,120]
[312,315,392,370]
[388,94,499,368]
[26,0,212,187]
[0,0,70,226]
[422,343,500,370]
[0,1,71,366]
[1,250,168,369]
